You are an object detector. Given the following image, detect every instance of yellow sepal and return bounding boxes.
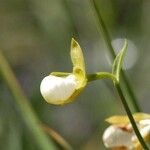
[105,113,150,125]
[70,38,87,89]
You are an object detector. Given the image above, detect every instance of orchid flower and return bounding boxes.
[103,113,150,150]
[40,38,87,105]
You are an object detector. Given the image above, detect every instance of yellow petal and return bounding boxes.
[105,113,150,125]
[133,113,150,122]
[105,115,130,125]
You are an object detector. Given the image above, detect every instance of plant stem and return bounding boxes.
[90,1,148,147]
[90,0,141,112]
[87,72,117,82]
[115,84,149,149]
[87,71,148,148]
[0,51,57,150]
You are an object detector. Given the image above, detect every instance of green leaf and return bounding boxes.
[112,39,128,83]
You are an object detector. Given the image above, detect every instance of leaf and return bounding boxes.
[105,113,150,125]
[112,39,128,83]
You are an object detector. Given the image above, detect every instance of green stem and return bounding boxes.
[115,84,149,150]
[90,0,115,57]
[90,1,147,147]
[121,71,140,112]
[51,72,117,83]
[0,51,57,150]
[87,72,117,82]
[90,0,141,112]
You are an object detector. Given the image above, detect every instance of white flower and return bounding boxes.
[40,39,87,105]
[103,114,150,150]
[40,74,78,105]
[103,125,134,149]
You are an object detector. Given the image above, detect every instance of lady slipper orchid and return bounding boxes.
[40,38,87,105]
[103,113,150,150]
[40,74,78,105]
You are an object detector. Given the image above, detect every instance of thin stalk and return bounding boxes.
[51,72,117,82]
[0,51,57,150]
[87,72,117,82]
[90,0,141,112]
[121,71,140,111]
[115,84,149,149]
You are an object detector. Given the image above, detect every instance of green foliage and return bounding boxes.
[112,39,128,83]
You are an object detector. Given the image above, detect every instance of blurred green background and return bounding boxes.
[0,0,150,149]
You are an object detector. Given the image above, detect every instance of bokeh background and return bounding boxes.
[0,0,150,149]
